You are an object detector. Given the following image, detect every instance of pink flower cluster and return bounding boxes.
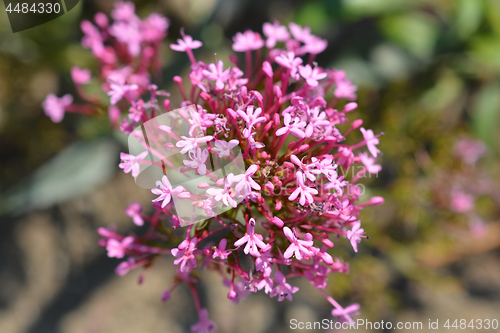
[42,3,384,331]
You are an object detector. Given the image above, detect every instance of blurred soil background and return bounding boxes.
[0,0,499,332]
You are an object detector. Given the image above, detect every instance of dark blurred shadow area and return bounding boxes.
[0,0,499,332]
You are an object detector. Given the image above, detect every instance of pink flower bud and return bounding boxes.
[262,61,273,77]
[162,290,171,302]
[261,152,269,159]
[94,13,108,28]
[216,178,225,186]
[228,289,237,300]
[322,238,334,248]
[272,216,284,228]
[273,85,282,100]
[369,196,384,206]
[163,99,171,110]
[297,144,309,153]
[351,119,363,129]
[343,102,358,112]
[198,182,210,189]
[173,76,182,83]
[273,113,280,127]
[275,201,283,210]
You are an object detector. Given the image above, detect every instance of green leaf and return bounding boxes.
[0,139,119,215]
[454,0,483,40]
[471,83,500,150]
[380,13,439,60]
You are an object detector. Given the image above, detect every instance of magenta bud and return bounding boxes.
[197,182,210,189]
[163,99,170,110]
[272,216,284,228]
[265,181,275,192]
[370,196,384,206]
[275,201,283,211]
[322,238,334,248]
[261,152,269,159]
[97,227,113,238]
[262,61,273,77]
[228,289,237,300]
[282,161,294,169]
[351,119,363,129]
[94,12,108,28]
[272,176,282,186]
[162,290,170,302]
[297,144,309,153]
[200,92,210,101]
[343,102,358,112]
[273,113,280,126]
[173,76,182,83]
[273,85,282,100]
[216,178,225,186]
[203,248,211,256]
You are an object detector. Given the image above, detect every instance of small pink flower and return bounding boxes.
[360,127,380,158]
[202,60,230,90]
[190,308,217,333]
[183,147,209,175]
[288,22,312,42]
[329,199,355,222]
[141,13,169,42]
[111,1,137,21]
[109,21,142,56]
[263,21,290,48]
[212,139,239,157]
[237,106,267,138]
[300,36,328,55]
[206,176,238,208]
[298,64,327,87]
[232,164,261,197]
[232,30,264,52]
[106,236,134,258]
[170,33,202,52]
[176,135,214,154]
[71,66,91,85]
[289,171,318,206]
[334,78,358,100]
[346,221,365,252]
[213,238,231,260]
[125,201,144,226]
[270,270,299,301]
[275,51,303,80]
[119,151,148,177]
[332,303,360,324]
[283,227,316,260]
[107,82,138,105]
[171,237,201,273]
[290,155,317,182]
[256,266,274,294]
[42,93,73,123]
[234,218,268,257]
[311,155,338,180]
[276,113,307,138]
[151,175,190,208]
[358,152,381,174]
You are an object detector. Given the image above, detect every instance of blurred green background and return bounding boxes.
[0,0,499,332]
